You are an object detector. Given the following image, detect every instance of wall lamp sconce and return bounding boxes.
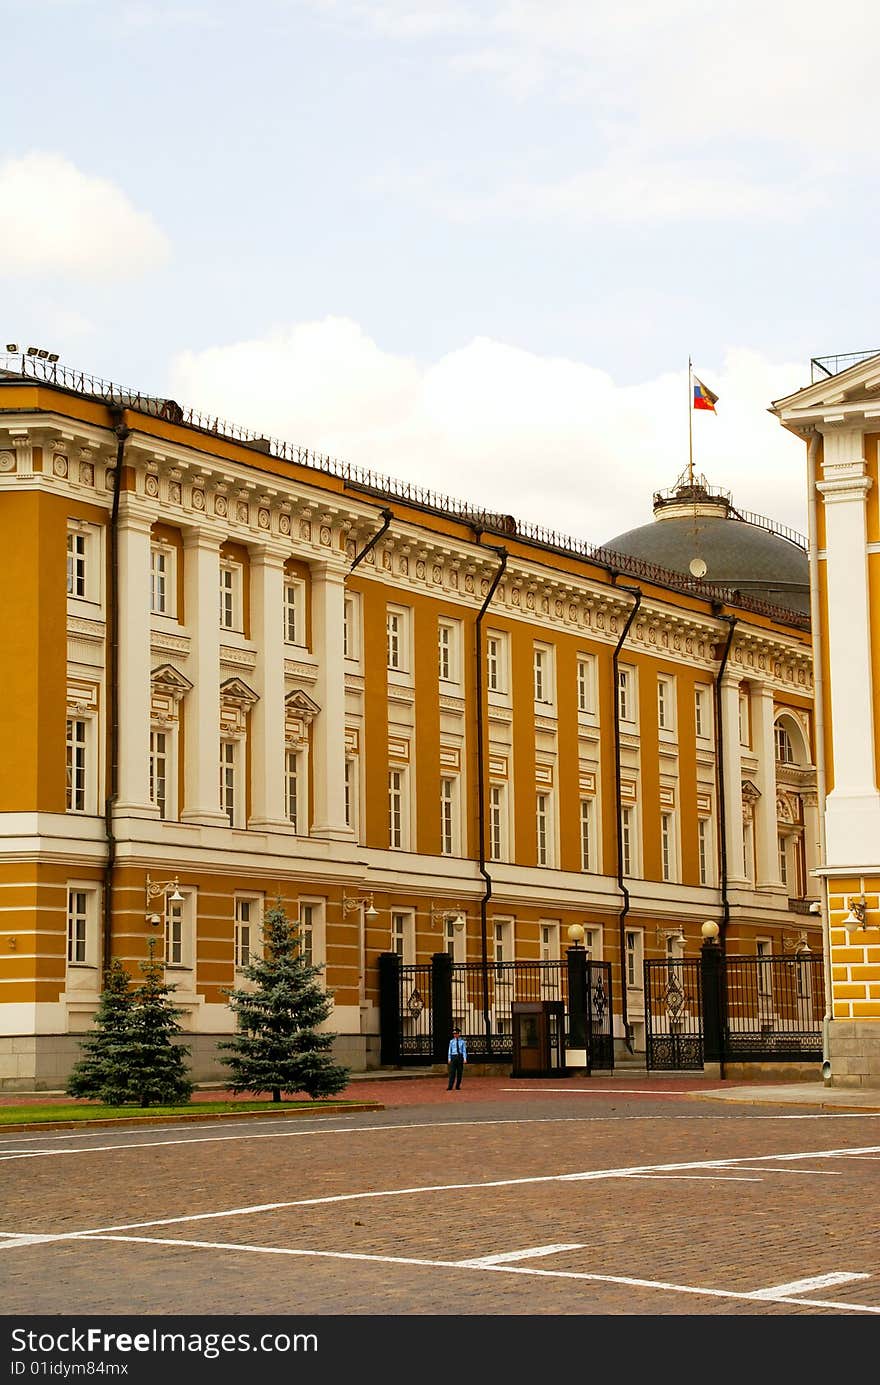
[656,926,686,948]
[430,902,465,931]
[843,895,868,929]
[783,930,812,956]
[343,893,379,919]
[145,875,184,925]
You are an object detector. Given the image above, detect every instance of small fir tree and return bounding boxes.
[220,899,349,1101]
[66,959,137,1104]
[125,939,194,1106]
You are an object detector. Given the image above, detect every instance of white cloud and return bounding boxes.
[169,319,809,545]
[0,153,170,280]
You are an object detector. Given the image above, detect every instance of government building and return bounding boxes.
[0,354,819,1088]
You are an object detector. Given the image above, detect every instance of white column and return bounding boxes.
[310,559,352,840]
[180,527,228,826]
[817,426,880,864]
[249,545,288,829]
[115,501,156,815]
[720,672,746,883]
[751,684,782,889]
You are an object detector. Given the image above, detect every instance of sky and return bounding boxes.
[3,0,879,545]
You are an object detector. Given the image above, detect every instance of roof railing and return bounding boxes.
[0,351,810,629]
[810,350,880,383]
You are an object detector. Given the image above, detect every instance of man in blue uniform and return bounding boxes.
[447,1025,467,1090]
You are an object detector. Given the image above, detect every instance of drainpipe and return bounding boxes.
[805,431,833,1077]
[348,507,393,573]
[711,608,737,951]
[102,411,129,977]
[611,581,642,1053]
[472,539,508,1055]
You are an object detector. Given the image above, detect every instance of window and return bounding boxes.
[165,891,193,969]
[344,757,357,834]
[220,741,236,826]
[584,927,602,960]
[234,897,261,969]
[698,817,711,886]
[580,799,593,872]
[219,563,241,631]
[778,835,788,886]
[440,777,456,856]
[66,888,89,964]
[67,529,87,598]
[438,621,455,683]
[493,918,513,978]
[756,939,772,997]
[775,724,795,764]
[661,813,674,882]
[695,687,709,738]
[297,899,326,971]
[286,749,301,833]
[389,768,406,849]
[533,645,553,704]
[487,635,503,693]
[66,718,87,813]
[739,692,749,747]
[391,910,415,966]
[536,793,549,866]
[657,677,673,730]
[283,580,305,646]
[621,806,634,876]
[617,668,632,722]
[577,656,595,714]
[743,821,754,882]
[489,784,506,863]
[386,607,409,672]
[149,730,168,820]
[540,922,560,961]
[625,930,643,990]
[150,546,170,616]
[343,594,359,661]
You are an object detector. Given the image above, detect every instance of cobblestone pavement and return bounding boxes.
[2,1078,879,1320]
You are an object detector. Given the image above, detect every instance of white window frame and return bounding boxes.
[66,716,90,814]
[739,692,749,747]
[149,726,171,821]
[493,917,514,977]
[698,816,712,886]
[343,592,361,663]
[150,543,176,618]
[286,747,307,834]
[220,738,241,828]
[489,782,507,863]
[661,812,676,883]
[536,792,553,867]
[625,928,644,992]
[657,676,675,733]
[438,619,461,686]
[577,654,596,716]
[298,898,326,970]
[234,895,263,970]
[756,938,773,997]
[695,686,711,740]
[283,578,306,648]
[617,667,635,724]
[66,521,101,607]
[219,561,243,632]
[775,723,795,765]
[534,644,554,706]
[539,920,560,962]
[778,834,789,887]
[445,915,466,963]
[580,798,594,872]
[486,632,509,695]
[66,884,99,969]
[391,909,416,966]
[584,926,602,961]
[621,805,636,877]
[344,756,358,836]
[386,605,411,675]
[165,889,195,970]
[388,766,408,850]
[440,775,459,857]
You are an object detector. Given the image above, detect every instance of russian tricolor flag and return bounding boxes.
[693,376,718,412]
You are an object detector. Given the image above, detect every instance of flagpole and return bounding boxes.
[688,356,694,489]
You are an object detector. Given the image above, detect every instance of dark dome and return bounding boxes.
[603,480,811,616]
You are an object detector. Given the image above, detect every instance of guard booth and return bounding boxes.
[511,1000,567,1078]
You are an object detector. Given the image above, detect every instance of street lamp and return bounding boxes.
[145,875,184,926]
[343,893,379,919]
[701,919,720,944]
[566,923,585,948]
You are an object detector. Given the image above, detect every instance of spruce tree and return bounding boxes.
[66,959,137,1105]
[125,939,194,1106]
[220,899,349,1101]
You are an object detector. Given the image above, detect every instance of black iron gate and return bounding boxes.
[379,952,613,1071]
[645,949,825,1071]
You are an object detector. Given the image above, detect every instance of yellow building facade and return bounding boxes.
[0,360,819,1088]
[774,351,880,1086]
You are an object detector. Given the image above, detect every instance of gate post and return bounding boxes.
[566,945,588,1056]
[701,934,725,1066]
[431,952,453,1065]
[378,952,401,1066]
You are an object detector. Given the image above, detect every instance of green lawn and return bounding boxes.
[0,1098,367,1125]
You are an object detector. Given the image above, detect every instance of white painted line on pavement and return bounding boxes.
[77,1233,880,1315]
[752,1271,870,1298]
[456,1243,584,1266]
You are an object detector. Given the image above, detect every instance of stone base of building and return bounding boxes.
[826,1020,880,1089]
[0,1032,379,1093]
